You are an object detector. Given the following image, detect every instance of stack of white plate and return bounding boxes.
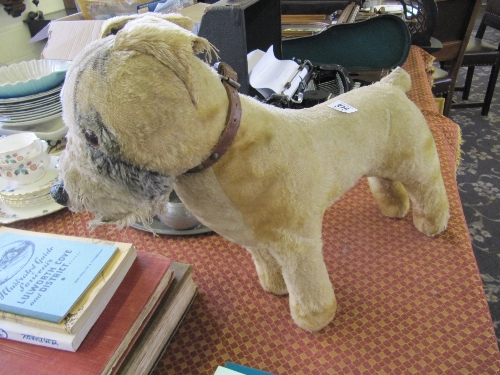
[0,85,67,141]
[0,60,70,142]
[0,85,62,124]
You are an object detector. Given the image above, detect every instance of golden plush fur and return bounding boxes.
[55,13,449,332]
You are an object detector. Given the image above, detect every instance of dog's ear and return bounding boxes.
[101,12,194,38]
[110,15,215,106]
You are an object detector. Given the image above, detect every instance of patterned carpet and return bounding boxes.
[447,4,500,347]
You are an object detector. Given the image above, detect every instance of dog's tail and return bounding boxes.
[379,67,412,93]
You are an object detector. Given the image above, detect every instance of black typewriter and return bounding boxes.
[255,60,355,109]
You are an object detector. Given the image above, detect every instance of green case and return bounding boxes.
[282,14,411,70]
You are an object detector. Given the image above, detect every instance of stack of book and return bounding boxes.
[0,227,197,374]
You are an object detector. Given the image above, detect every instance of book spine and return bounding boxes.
[0,319,76,352]
[0,312,67,334]
[0,307,60,324]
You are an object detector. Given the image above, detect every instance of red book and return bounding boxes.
[0,252,174,375]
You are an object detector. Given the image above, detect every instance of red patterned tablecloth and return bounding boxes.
[6,47,500,374]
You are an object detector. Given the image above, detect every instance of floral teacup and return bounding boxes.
[0,133,47,166]
[0,142,50,185]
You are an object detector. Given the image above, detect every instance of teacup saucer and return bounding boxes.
[0,199,64,224]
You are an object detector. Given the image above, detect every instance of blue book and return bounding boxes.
[225,362,276,375]
[0,232,117,323]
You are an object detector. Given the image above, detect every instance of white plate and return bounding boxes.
[0,95,61,113]
[0,84,62,104]
[1,194,53,208]
[132,216,213,236]
[0,116,68,141]
[0,155,64,223]
[0,99,61,115]
[0,106,61,122]
[0,111,61,126]
[0,199,64,224]
[0,110,62,124]
[0,92,61,111]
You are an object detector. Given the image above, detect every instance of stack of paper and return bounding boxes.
[248,46,309,100]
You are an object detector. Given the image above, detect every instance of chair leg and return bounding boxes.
[443,61,461,117]
[481,63,500,116]
[462,66,475,100]
[443,92,451,117]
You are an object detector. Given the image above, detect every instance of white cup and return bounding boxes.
[0,133,47,166]
[0,140,50,185]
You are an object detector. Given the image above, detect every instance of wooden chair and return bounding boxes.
[399,0,438,48]
[430,0,483,117]
[452,0,500,116]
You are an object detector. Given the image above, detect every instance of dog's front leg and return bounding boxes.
[247,247,288,296]
[272,240,337,332]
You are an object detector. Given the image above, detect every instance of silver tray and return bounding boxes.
[132,216,213,236]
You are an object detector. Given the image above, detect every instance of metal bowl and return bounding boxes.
[157,191,200,230]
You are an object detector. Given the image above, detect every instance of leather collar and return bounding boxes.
[186,62,242,173]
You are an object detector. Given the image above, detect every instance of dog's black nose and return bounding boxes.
[50,181,69,207]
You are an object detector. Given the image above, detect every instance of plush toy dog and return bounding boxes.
[52,13,449,332]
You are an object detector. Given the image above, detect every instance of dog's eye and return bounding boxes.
[84,130,99,147]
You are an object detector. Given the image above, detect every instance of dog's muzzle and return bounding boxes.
[51,181,69,207]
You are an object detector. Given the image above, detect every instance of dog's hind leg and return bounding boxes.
[247,247,288,296]
[367,177,410,218]
[387,140,450,237]
[402,167,450,237]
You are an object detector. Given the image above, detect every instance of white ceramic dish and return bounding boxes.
[0,150,51,186]
[0,111,61,126]
[0,155,59,197]
[0,109,62,123]
[0,110,59,124]
[0,155,64,223]
[0,116,68,141]
[1,193,53,208]
[0,84,62,104]
[0,60,70,99]
[0,90,61,109]
[0,100,61,115]
[0,132,42,159]
[0,199,64,224]
[0,107,61,121]
[132,216,212,236]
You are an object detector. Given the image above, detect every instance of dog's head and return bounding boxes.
[52,13,229,227]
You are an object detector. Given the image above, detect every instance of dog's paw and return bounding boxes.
[413,208,450,237]
[379,198,410,219]
[368,177,410,219]
[249,248,288,295]
[259,273,288,296]
[412,191,450,237]
[290,296,337,333]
